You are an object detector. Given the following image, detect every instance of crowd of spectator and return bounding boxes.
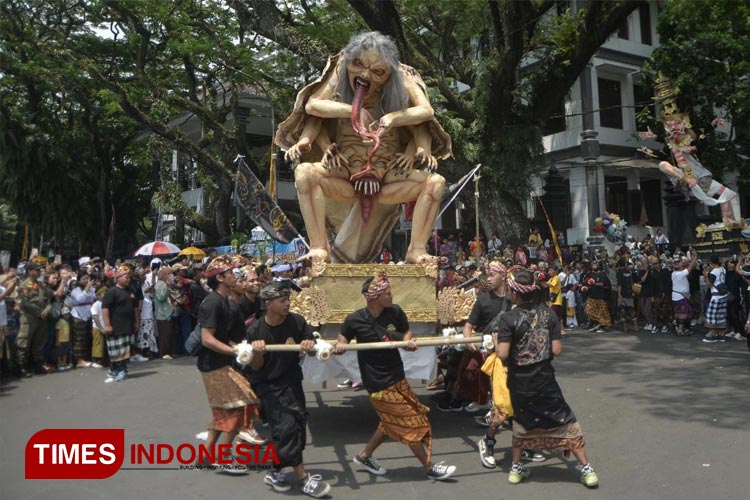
[0,252,310,380]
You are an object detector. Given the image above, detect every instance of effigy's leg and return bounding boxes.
[294,162,355,261]
[380,171,445,263]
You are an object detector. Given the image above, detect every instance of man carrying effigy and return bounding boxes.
[334,270,457,481]
[275,31,452,264]
[246,282,331,498]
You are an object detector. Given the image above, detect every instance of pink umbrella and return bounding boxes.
[134,241,181,257]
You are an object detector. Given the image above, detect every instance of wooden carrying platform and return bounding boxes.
[290,263,439,325]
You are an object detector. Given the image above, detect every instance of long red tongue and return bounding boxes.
[350,83,380,179]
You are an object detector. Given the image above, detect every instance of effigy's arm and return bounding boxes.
[305,74,353,119]
[376,76,435,134]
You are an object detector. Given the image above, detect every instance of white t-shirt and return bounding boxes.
[0,285,7,327]
[709,267,726,293]
[90,300,105,330]
[671,269,690,301]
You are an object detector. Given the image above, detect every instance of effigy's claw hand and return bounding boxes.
[389,153,414,177]
[413,147,438,173]
[285,139,313,166]
[426,155,438,172]
[322,143,348,172]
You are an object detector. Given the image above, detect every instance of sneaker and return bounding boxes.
[508,464,531,484]
[353,454,387,475]
[521,450,546,462]
[580,464,599,488]
[426,461,456,481]
[131,354,149,362]
[587,324,600,332]
[264,471,292,492]
[728,332,743,341]
[595,328,606,333]
[351,381,365,391]
[678,330,692,337]
[336,379,353,388]
[104,376,116,383]
[478,438,496,469]
[115,370,127,382]
[301,474,331,498]
[702,334,726,343]
[437,400,464,412]
[661,326,669,333]
[238,428,267,445]
[214,458,249,475]
[464,401,491,413]
[474,413,491,427]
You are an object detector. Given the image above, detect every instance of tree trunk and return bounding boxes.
[479,192,529,245]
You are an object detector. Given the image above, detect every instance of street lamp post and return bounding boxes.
[474,171,481,262]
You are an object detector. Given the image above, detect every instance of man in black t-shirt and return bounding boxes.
[197,256,258,475]
[246,282,330,498]
[238,266,262,326]
[334,271,456,482]
[102,265,137,382]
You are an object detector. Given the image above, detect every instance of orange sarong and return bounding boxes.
[369,379,432,461]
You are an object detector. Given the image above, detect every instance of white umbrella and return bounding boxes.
[134,241,181,257]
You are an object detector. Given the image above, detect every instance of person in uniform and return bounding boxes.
[16,262,50,377]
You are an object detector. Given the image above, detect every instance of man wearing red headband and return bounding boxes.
[335,271,456,482]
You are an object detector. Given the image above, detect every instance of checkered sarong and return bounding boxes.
[105,334,133,362]
[705,294,727,327]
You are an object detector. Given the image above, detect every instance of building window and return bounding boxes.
[633,83,655,125]
[616,16,629,40]
[598,78,623,129]
[543,97,566,135]
[639,2,652,45]
[556,0,570,15]
[640,179,663,226]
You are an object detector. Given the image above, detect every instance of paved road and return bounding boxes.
[2,328,749,500]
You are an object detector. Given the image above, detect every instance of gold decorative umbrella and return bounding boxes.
[178,246,206,259]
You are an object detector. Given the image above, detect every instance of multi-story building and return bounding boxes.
[530,1,743,248]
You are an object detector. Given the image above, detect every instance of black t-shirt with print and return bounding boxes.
[342,305,410,393]
[245,313,313,395]
[196,291,233,372]
[101,286,135,337]
[494,303,561,369]
[467,292,512,332]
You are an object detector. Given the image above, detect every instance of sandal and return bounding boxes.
[90,362,104,368]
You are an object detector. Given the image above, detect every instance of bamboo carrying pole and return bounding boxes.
[254,335,485,352]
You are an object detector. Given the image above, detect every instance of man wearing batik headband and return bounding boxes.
[101,265,137,382]
[334,271,457,481]
[467,262,543,467]
[439,262,508,415]
[488,268,599,488]
[197,255,259,474]
[246,282,330,497]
